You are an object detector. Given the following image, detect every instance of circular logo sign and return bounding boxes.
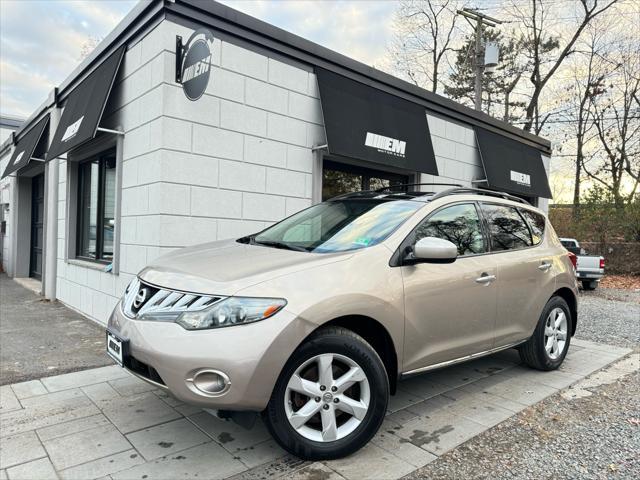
[180,29,215,101]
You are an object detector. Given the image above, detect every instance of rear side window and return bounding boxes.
[414,203,486,256]
[481,203,532,251]
[521,209,546,245]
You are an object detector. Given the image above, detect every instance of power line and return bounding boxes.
[511,114,640,125]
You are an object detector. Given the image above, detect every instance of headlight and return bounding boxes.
[139,297,287,330]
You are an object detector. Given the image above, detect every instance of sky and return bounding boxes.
[0,0,396,118]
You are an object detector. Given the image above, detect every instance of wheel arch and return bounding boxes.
[309,315,399,395]
[553,287,578,335]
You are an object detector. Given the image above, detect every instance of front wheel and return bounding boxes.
[263,326,389,460]
[519,296,572,371]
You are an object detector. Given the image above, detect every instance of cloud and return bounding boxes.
[0,0,137,118]
[218,0,396,66]
[1,0,397,119]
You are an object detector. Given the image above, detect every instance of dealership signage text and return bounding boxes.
[364,132,406,157]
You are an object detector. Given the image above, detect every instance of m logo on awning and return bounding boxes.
[510,170,531,187]
[61,116,84,142]
[13,151,24,166]
[364,132,406,158]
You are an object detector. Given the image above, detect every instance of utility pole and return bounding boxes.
[457,8,502,112]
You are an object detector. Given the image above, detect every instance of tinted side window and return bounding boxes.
[481,204,532,251]
[521,209,545,245]
[414,203,486,255]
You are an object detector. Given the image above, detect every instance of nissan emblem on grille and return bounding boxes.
[133,288,148,309]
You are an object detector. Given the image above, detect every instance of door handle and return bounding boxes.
[475,273,496,284]
[538,262,552,272]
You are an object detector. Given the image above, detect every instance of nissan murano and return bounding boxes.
[107,185,578,460]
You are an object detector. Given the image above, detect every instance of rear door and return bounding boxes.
[401,202,498,372]
[480,203,555,346]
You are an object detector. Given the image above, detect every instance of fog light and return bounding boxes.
[189,369,230,396]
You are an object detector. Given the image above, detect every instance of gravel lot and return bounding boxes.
[582,286,640,305]
[404,289,640,480]
[577,291,640,348]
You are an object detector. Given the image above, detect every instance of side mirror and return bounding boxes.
[409,237,458,264]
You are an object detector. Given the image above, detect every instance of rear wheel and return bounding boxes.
[263,326,389,460]
[519,296,572,371]
[582,280,598,290]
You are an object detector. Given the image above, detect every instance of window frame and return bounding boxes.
[75,149,116,264]
[393,201,490,266]
[518,207,546,246]
[391,200,547,266]
[477,201,541,254]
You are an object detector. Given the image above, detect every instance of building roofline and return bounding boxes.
[169,0,550,153]
[0,115,25,129]
[9,0,551,155]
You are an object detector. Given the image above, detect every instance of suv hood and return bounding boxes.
[139,239,350,295]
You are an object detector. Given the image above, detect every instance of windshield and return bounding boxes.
[240,199,422,253]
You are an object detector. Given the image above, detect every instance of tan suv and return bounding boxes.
[107,185,578,460]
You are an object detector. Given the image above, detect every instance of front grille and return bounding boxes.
[128,356,165,386]
[122,277,223,319]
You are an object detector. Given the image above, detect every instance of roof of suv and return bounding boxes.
[330,184,533,206]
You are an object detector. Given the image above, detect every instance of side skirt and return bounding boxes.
[400,340,526,379]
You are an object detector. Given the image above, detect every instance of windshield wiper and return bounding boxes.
[253,240,309,252]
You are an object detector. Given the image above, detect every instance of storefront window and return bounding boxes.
[322,160,408,200]
[77,150,116,262]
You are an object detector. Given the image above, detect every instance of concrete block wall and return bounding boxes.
[422,113,484,189]
[55,19,325,325]
[0,150,13,273]
[112,20,322,270]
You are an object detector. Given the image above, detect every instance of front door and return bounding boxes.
[401,202,497,371]
[30,174,45,279]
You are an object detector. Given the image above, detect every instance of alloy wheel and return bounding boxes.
[284,353,370,442]
[544,307,568,360]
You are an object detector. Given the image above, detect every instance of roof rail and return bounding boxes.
[374,182,463,192]
[431,187,531,205]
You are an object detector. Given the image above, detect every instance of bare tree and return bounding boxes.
[564,27,608,213]
[388,0,461,93]
[583,42,640,207]
[511,0,618,134]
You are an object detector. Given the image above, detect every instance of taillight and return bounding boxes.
[568,252,578,270]
[599,258,605,269]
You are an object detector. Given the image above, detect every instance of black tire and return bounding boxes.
[519,296,572,371]
[263,326,389,460]
[582,280,598,290]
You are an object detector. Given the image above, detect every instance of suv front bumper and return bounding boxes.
[107,301,312,411]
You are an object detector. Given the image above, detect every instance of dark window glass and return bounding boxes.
[481,203,532,251]
[322,161,408,200]
[77,150,116,262]
[414,203,486,255]
[249,199,422,253]
[521,209,545,245]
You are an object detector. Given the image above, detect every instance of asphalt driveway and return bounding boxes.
[0,274,111,385]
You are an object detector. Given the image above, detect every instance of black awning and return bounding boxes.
[316,68,438,175]
[47,45,126,160]
[475,127,552,199]
[1,114,49,179]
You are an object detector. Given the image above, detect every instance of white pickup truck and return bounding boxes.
[560,238,605,290]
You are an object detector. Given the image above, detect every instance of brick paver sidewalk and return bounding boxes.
[0,339,630,480]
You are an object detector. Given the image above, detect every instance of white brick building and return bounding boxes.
[0,0,552,326]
